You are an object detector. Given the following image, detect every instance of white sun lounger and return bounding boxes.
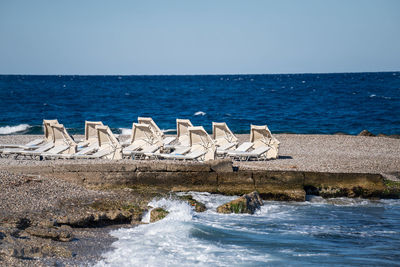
[38,123,78,159]
[0,119,58,153]
[157,149,206,161]
[138,117,177,146]
[77,121,104,148]
[158,126,216,161]
[123,123,163,158]
[0,138,43,149]
[250,125,280,159]
[228,146,271,161]
[73,125,122,160]
[213,121,238,146]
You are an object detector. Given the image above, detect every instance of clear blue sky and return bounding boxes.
[0,0,399,75]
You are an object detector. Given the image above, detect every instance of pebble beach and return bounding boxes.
[0,133,399,266]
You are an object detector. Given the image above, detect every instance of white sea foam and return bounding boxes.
[118,128,131,136]
[194,111,206,116]
[97,195,275,266]
[0,124,30,135]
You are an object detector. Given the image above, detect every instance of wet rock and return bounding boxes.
[305,195,325,203]
[150,208,169,223]
[217,191,263,214]
[178,195,206,212]
[358,130,375,137]
[25,226,73,242]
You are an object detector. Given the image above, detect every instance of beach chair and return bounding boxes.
[123,123,163,158]
[39,124,78,159]
[76,121,104,148]
[212,122,239,156]
[138,117,176,145]
[228,146,271,161]
[74,125,122,160]
[158,126,216,161]
[0,119,58,151]
[250,125,280,159]
[1,120,60,158]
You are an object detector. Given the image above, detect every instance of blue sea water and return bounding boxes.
[97,194,400,266]
[0,72,399,135]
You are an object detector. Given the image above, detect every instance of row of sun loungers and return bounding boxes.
[0,118,280,162]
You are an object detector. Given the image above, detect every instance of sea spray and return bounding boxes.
[97,195,400,266]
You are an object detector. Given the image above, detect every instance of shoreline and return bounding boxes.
[1,133,399,265]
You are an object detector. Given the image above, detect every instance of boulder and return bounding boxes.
[150,208,169,223]
[358,130,375,137]
[216,191,263,214]
[178,195,206,212]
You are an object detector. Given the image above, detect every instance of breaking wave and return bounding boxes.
[0,124,30,135]
[194,111,206,116]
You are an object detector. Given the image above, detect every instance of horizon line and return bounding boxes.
[0,70,399,76]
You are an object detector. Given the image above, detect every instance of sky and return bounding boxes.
[0,0,399,75]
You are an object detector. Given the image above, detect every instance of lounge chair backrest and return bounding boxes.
[130,123,163,147]
[96,125,122,159]
[85,121,104,145]
[138,117,164,138]
[250,125,280,149]
[189,126,216,161]
[176,119,193,146]
[212,122,238,146]
[43,119,59,142]
[51,123,78,154]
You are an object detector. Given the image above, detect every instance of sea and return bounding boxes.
[0,72,399,135]
[1,72,400,266]
[96,193,400,266]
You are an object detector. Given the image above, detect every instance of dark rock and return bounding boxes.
[178,195,206,212]
[25,226,73,242]
[209,159,233,172]
[150,208,169,223]
[216,191,263,214]
[358,130,375,136]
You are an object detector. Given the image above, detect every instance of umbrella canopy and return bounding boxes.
[130,123,163,146]
[51,123,77,154]
[189,126,216,161]
[176,119,193,146]
[138,117,164,138]
[85,121,104,145]
[43,119,59,142]
[250,124,280,159]
[96,125,122,159]
[212,122,238,146]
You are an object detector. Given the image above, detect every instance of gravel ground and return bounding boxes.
[0,134,399,174]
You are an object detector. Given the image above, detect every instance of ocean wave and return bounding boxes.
[97,196,274,266]
[0,124,30,135]
[194,111,206,116]
[118,128,131,135]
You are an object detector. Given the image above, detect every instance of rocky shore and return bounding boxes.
[0,133,399,265]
